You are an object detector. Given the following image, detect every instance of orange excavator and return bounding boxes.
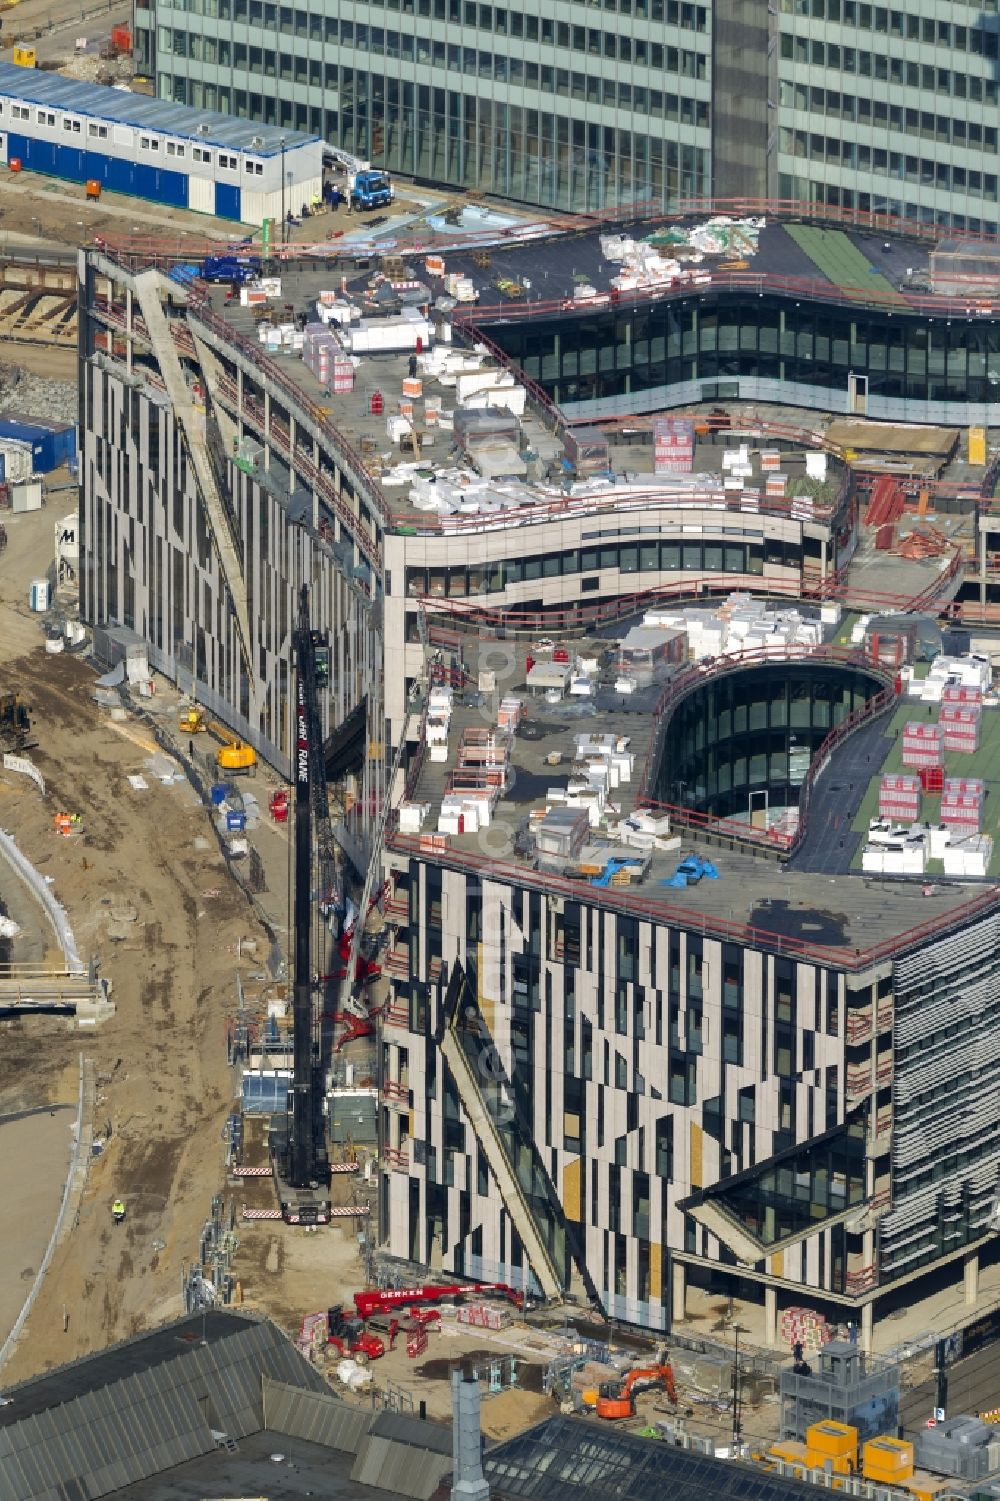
[595,1363,678,1420]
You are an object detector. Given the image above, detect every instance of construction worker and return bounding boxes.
[112,1199,126,1225]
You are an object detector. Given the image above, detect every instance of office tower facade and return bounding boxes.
[136,0,1000,224]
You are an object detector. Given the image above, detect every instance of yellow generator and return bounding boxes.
[863,1437,913,1485]
[807,1421,858,1477]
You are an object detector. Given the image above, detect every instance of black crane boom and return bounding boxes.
[287,585,332,1194]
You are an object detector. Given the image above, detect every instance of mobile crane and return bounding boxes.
[324,145,394,212]
[270,586,334,1225]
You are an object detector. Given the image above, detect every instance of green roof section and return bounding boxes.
[850,700,1000,877]
[784,225,908,306]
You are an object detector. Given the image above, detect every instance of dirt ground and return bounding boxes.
[0,1107,76,1349]
[0,504,280,1383]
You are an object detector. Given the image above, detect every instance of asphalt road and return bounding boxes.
[901,1339,1000,1437]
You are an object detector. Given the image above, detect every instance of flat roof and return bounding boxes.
[438,221,938,321]
[193,269,849,536]
[95,1426,411,1501]
[395,632,999,963]
[0,62,318,154]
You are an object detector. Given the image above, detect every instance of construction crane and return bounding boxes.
[271,585,334,1225]
[593,1364,678,1420]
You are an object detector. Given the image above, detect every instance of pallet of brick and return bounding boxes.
[902,722,943,768]
[940,704,981,753]
[457,1304,511,1330]
[879,773,921,820]
[945,777,984,798]
[942,684,983,707]
[940,780,983,831]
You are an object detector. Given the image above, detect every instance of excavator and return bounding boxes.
[178,706,257,774]
[593,1363,678,1420]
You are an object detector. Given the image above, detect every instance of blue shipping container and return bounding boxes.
[0,418,76,473]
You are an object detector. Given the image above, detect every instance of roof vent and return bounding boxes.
[196,122,210,135]
[250,134,264,147]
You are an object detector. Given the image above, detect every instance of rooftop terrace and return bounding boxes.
[190,268,856,539]
[391,623,1000,966]
[442,221,979,324]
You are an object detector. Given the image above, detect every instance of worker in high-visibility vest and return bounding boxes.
[112,1199,126,1225]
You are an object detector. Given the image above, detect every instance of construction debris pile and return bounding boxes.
[642,592,833,663]
[599,216,764,296]
[0,366,78,430]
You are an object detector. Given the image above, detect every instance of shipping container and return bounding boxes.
[0,413,76,473]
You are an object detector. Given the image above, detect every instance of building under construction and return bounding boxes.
[77,213,1000,1347]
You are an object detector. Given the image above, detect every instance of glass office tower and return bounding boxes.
[136,0,1000,222]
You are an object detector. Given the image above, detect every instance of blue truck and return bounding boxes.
[201,254,262,285]
[349,169,393,212]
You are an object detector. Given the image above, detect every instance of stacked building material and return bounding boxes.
[902,721,943,768]
[942,684,983,707]
[653,416,694,474]
[940,703,981,753]
[779,1306,834,1353]
[302,323,353,389]
[940,778,984,831]
[943,835,993,878]
[879,773,921,821]
[425,684,454,763]
[497,697,524,732]
[457,1303,512,1330]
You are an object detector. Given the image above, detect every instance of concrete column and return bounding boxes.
[765,1285,778,1347]
[965,1252,980,1306]
[672,1260,686,1325]
[861,1301,874,1355]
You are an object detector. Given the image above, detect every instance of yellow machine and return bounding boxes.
[217,739,257,773]
[13,46,37,68]
[179,706,257,772]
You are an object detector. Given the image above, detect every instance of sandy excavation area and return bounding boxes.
[0,1107,76,1353]
[0,504,282,1382]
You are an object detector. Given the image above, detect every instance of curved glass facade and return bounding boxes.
[657,662,884,821]
[489,292,1000,416]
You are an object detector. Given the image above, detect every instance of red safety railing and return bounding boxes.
[634,647,897,856]
[411,553,965,638]
[386,825,1000,971]
[453,267,1000,327]
[187,295,393,528]
[845,1264,879,1294]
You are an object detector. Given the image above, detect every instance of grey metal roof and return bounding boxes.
[0,63,317,154]
[351,1434,453,1500]
[262,1376,372,1454]
[370,1410,455,1456]
[0,1313,331,1501]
